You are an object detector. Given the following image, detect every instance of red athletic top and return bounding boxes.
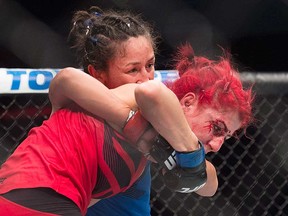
[0,109,147,215]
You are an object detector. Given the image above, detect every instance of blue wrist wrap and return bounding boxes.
[175,141,205,168]
[150,136,207,193]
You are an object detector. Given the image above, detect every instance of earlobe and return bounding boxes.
[88,64,98,78]
[88,64,107,84]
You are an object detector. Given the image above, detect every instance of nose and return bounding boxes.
[136,68,154,83]
[208,136,225,152]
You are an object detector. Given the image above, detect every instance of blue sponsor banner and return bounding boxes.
[0,69,59,94]
[0,69,179,94]
[154,70,179,82]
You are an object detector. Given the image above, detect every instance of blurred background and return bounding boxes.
[0,1,288,216]
[1,0,288,71]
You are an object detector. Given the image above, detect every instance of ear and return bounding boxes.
[88,64,108,84]
[180,92,197,110]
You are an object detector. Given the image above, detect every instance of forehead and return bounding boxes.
[115,36,154,61]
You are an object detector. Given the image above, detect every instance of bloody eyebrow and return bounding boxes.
[216,119,231,134]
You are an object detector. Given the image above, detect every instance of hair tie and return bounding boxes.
[84,19,93,27]
[84,19,93,35]
[89,36,98,45]
[93,12,101,17]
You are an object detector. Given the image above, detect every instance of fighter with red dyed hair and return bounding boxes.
[0,44,253,215]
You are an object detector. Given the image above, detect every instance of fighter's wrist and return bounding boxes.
[173,136,201,152]
[122,109,137,129]
[175,141,205,168]
[122,110,151,144]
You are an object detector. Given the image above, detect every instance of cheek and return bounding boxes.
[149,71,155,80]
[134,72,150,82]
[191,123,213,143]
[107,75,136,88]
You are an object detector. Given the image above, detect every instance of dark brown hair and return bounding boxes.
[69,6,159,73]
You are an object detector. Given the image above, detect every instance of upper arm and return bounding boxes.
[49,68,139,130]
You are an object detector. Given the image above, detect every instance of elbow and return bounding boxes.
[51,67,74,85]
[49,67,75,94]
[48,67,76,107]
[134,80,164,105]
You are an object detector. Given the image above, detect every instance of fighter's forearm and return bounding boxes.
[134,80,199,152]
[49,67,133,132]
[195,160,218,196]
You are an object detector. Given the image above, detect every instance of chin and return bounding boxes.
[203,145,209,154]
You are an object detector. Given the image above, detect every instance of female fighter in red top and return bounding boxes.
[0,43,253,215]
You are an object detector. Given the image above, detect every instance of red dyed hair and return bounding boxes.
[169,44,254,128]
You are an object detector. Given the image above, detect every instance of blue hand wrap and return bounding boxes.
[175,141,205,168]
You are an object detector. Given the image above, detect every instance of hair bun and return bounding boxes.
[175,43,195,77]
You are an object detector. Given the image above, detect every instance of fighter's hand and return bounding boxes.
[149,135,208,193]
[122,110,207,193]
[135,127,158,162]
[122,110,157,162]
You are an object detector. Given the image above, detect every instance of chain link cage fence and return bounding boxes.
[0,72,288,216]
